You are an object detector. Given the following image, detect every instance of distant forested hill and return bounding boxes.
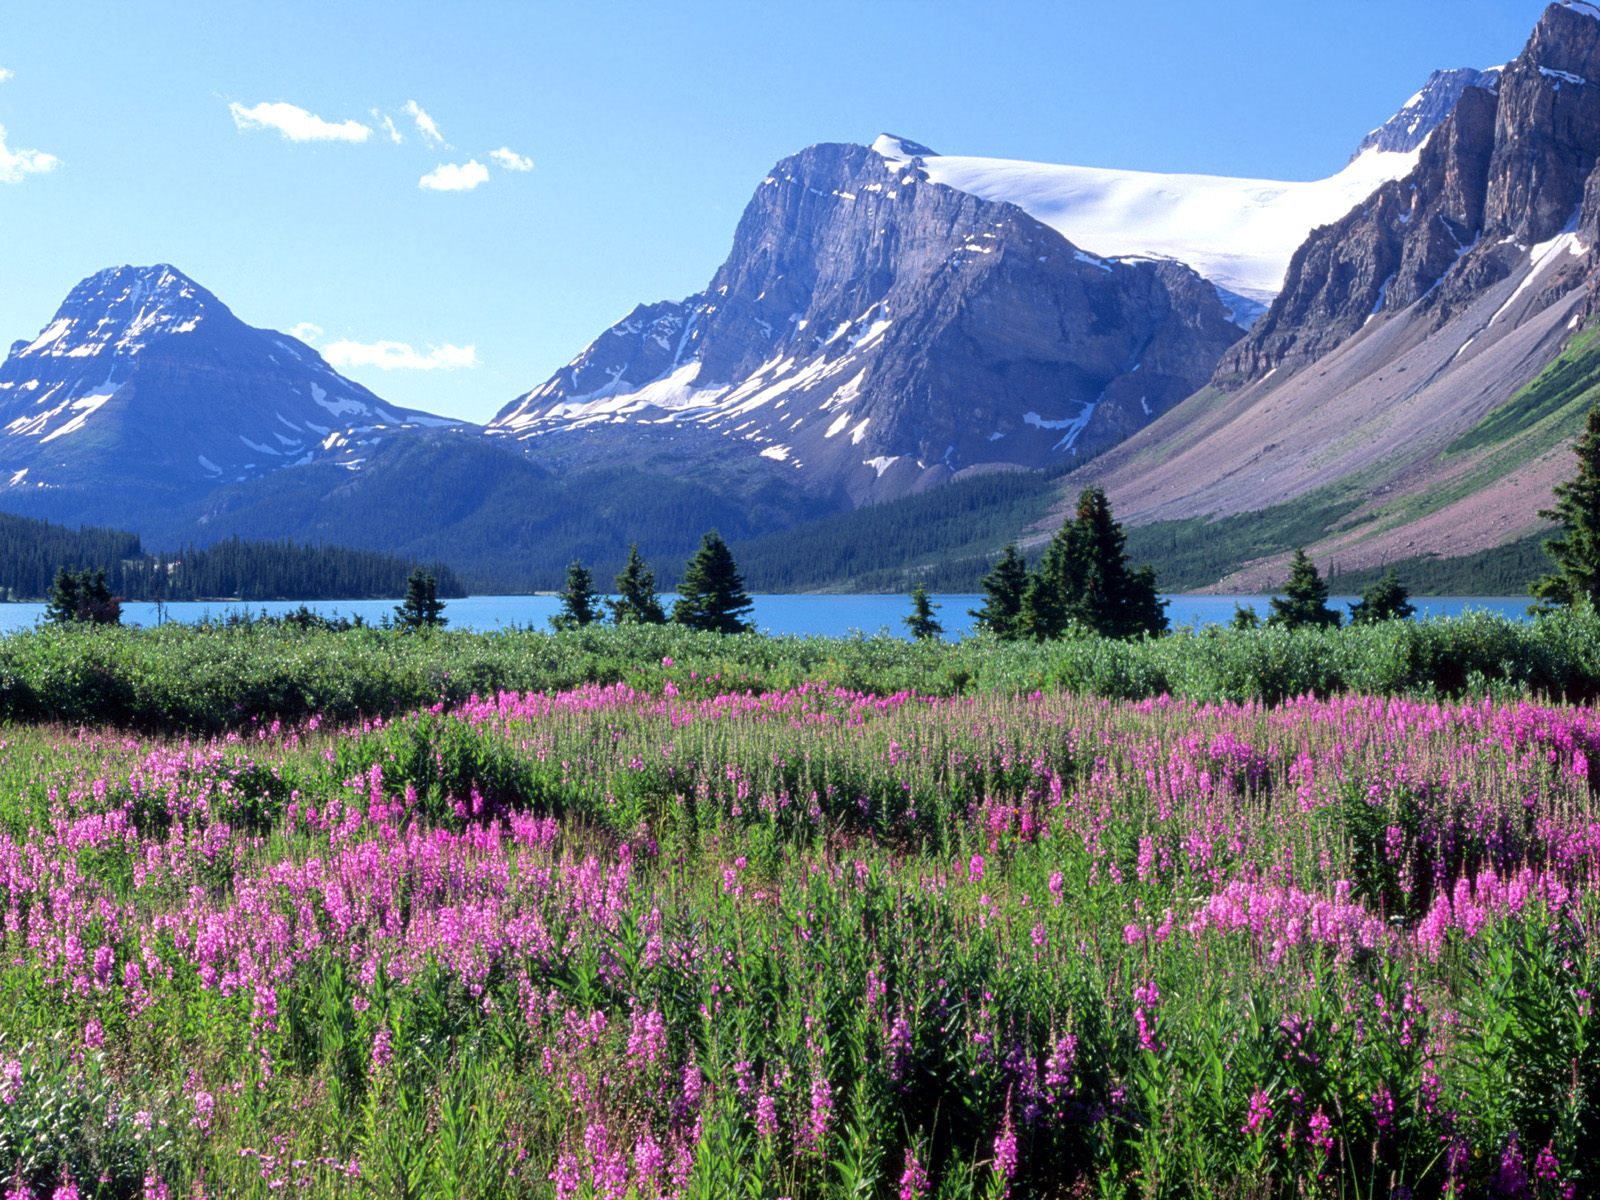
[0,513,463,602]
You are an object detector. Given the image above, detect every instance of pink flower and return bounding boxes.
[968,853,985,883]
[1241,1088,1272,1136]
[898,1147,930,1200]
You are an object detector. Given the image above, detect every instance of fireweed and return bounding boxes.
[0,685,1596,1196]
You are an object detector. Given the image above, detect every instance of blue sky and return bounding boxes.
[0,1,1553,423]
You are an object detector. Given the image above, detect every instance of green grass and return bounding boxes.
[1449,327,1600,456]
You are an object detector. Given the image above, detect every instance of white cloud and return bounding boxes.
[490,146,534,172]
[418,159,489,192]
[0,123,59,183]
[322,340,480,372]
[403,100,445,147]
[377,113,403,144]
[0,68,14,84]
[228,101,370,143]
[288,322,324,344]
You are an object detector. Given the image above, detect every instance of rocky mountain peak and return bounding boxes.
[1353,68,1502,158]
[21,263,219,362]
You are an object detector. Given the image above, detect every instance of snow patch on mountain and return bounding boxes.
[873,139,1421,302]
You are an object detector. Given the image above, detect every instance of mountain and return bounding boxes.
[0,264,457,527]
[490,140,1260,505]
[1068,1,1600,590]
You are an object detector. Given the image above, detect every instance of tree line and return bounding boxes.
[0,513,463,604]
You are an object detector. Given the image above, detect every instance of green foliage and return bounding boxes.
[673,530,755,634]
[1534,404,1600,609]
[1022,487,1167,640]
[1348,568,1415,624]
[1450,327,1600,455]
[1230,604,1260,630]
[969,543,1028,639]
[550,560,602,630]
[45,567,121,626]
[903,584,943,641]
[1123,493,1356,592]
[1268,549,1342,629]
[1328,533,1549,597]
[0,511,465,602]
[394,569,447,631]
[734,470,1061,593]
[608,543,666,625]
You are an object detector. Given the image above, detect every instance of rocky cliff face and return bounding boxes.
[1353,68,1503,158]
[0,265,456,523]
[1222,2,1600,384]
[491,140,1245,504]
[1073,2,1600,589]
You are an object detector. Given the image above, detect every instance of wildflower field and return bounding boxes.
[2,637,1598,1199]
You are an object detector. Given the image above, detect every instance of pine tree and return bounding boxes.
[1268,549,1341,629]
[673,531,754,634]
[395,568,447,630]
[45,567,120,625]
[904,583,943,641]
[1533,404,1600,609]
[608,544,666,625]
[1020,487,1167,639]
[44,567,81,625]
[1231,604,1261,630]
[1349,569,1416,624]
[970,544,1028,639]
[552,559,603,630]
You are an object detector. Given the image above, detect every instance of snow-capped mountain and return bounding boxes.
[490,140,1248,504]
[1073,1,1600,586]
[0,264,458,522]
[486,66,1472,507]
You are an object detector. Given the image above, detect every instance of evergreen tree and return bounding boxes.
[904,583,943,641]
[673,531,754,634]
[1533,404,1600,609]
[608,544,666,625]
[1231,604,1261,630]
[44,567,80,625]
[970,544,1028,638]
[1268,549,1341,629]
[1349,569,1416,624]
[45,567,120,625]
[1020,487,1167,639]
[395,568,447,630]
[552,559,603,630]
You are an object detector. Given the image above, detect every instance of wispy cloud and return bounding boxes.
[490,147,533,172]
[419,160,489,192]
[288,322,325,344]
[402,100,445,147]
[228,101,371,143]
[0,68,14,84]
[322,339,480,371]
[376,112,404,145]
[0,123,60,183]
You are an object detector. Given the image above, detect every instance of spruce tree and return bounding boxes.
[904,583,943,641]
[552,559,603,630]
[1349,569,1415,624]
[395,568,447,630]
[970,544,1028,639]
[608,544,666,625]
[1268,549,1341,629]
[1020,487,1167,639]
[673,531,754,634]
[1231,604,1261,630]
[45,567,81,625]
[1533,404,1600,609]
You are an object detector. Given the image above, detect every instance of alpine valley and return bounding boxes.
[3,3,1598,593]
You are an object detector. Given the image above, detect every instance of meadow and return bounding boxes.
[0,618,1598,1197]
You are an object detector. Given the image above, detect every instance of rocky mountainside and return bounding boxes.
[1071,1,1600,588]
[0,264,457,526]
[490,139,1246,505]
